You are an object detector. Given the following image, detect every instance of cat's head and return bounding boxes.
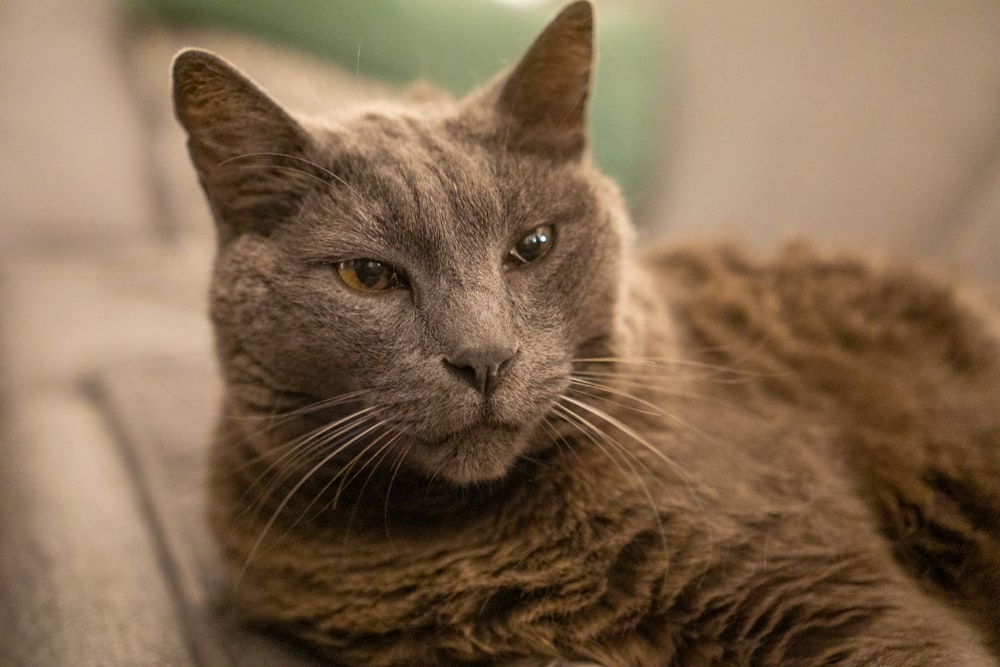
[173,1,635,485]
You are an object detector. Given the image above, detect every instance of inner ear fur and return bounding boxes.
[172,49,320,238]
[493,1,594,161]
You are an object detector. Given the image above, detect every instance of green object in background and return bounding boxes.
[132,0,669,212]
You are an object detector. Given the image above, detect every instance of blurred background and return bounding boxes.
[2,0,999,663]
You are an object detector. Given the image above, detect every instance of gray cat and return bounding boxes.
[172,2,1000,665]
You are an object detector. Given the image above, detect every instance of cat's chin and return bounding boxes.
[412,423,533,486]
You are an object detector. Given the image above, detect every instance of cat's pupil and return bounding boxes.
[355,260,387,288]
[508,225,555,267]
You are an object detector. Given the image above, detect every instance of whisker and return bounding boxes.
[573,344,786,378]
[290,423,396,528]
[539,416,582,466]
[238,416,387,578]
[235,407,381,515]
[232,392,373,464]
[333,428,400,512]
[556,396,717,579]
[237,389,373,426]
[559,395,701,495]
[567,377,662,416]
[573,369,762,389]
[551,402,667,546]
[383,433,415,535]
[551,403,638,483]
[219,151,350,189]
[219,162,333,189]
[345,431,406,535]
[569,371,760,413]
[263,426,402,545]
[566,377,726,452]
[573,356,737,373]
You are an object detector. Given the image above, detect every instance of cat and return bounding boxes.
[172,2,1000,665]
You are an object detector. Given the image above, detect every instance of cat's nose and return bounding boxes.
[444,346,517,397]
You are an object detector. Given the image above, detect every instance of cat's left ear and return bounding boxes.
[172,49,318,239]
[477,0,594,161]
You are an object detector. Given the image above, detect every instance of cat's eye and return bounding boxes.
[506,225,555,269]
[337,259,405,292]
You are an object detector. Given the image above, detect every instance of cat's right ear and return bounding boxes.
[469,1,594,162]
[172,49,317,239]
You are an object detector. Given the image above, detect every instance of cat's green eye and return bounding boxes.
[337,259,405,293]
[506,225,555,269]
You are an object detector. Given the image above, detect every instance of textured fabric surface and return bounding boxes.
[95,359,321,666]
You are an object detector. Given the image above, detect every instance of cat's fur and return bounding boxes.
[173,2,1000,665]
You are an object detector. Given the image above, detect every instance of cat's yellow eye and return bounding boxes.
[506,224,555,269]
[337,259,404,292]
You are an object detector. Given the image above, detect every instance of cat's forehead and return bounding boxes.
[302,110,555,255]
[328,109,493,188]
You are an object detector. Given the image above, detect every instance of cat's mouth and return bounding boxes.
[412,422,532,485]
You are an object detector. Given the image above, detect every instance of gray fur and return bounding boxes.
[173,2,1000,664]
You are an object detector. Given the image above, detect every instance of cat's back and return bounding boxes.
[647,242,999,419]
[647,241,1000,649]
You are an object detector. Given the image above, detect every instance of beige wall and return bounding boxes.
[648,0,1000,286]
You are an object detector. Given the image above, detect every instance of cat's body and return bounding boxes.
[174,3,1000,665]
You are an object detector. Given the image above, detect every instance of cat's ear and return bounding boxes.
[485,0,594,161]
[172,49,318,238]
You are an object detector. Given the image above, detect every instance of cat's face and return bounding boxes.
[174,1,631,484]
